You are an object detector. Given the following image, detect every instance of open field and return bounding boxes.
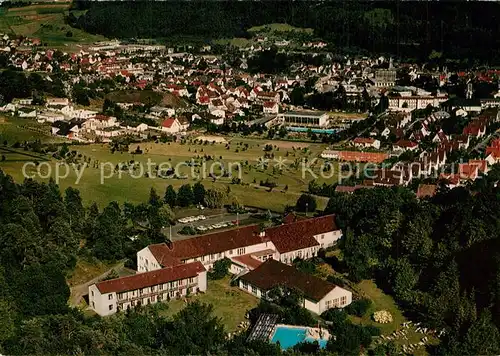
[213,37,252,48]
[351,280,438,355]
[248,23,314,34]
[0,4,107,49]
[0,125,336,211]
[0,116,67,143]
[160,277,258,332]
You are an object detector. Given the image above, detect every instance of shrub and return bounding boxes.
[326,275,345,287]
[345,298,372,317]
[208,258,231,280]
[178,226,197,235]
[321,308,348,328]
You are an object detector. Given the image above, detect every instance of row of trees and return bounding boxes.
[73,2,500,64]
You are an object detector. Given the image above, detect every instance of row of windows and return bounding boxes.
[115,278,196,300]
[194,248,246,263]
[325,296,348,309]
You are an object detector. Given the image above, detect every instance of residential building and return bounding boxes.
[353,137,380,150]
[238,259,352,314]
[89,262,206,316]
[278,111,329,128]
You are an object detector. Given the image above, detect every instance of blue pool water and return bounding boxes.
[286,127,339,134]
[270,326,328,350]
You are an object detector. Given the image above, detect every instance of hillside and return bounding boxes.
[0,3,106,49]
[71,1,500,64]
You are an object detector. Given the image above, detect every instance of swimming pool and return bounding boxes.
[270,325,328,350]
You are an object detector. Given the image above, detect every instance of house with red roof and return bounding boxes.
[263,101,279,114]
[353,137,381,150]
[161,118,183,133]
[88,261,206,316]
[393,139,418,152]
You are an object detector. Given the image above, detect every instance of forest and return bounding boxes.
[325,165,500,355]
[69,1,500,65]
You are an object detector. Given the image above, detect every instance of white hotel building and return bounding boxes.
[89,214,343,316]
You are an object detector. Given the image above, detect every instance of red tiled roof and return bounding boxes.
[266,214,336,253]
[240,259,337,302]
[263,101,277,108]
[148,215,339,265]
[353,137,376,144]
[395,139,418,148]
[95,262,205,294]
[232,254,263,270]
[162,118,176,128]
[149,225,265,265]
[469,159,488,173]
[282,212,307,224]
[334,150,388,163]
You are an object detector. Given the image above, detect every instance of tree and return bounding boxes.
[295,194,317,213]
[177,184,194,207]
[14,263,70,317]
[64,187,84,229]
[148,187,162,208]
[204,188,227,209]
[192,182,206,205]
[164,185,177,207]
[208,258,231,280]
[158,301,226,354]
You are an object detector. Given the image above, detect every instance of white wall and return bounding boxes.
[137,247,162,273]
[318,287,353,314]
[198,271,207,292]
[278,246,320,265]
[89,284,117,316]
[314,230,342,249]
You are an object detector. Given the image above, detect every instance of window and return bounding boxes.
[242,281,248,289]
[341,296,347,305]
[91,291,94,297]
[252,286,257,294]
[229,250,233,255]
[108,305,113,311]
[159,284,163,291]
[321,234,324,240]
[108,294,113,300]
[152,286,156,292]
[201,255,205,262]
[218,253,222,258]
[151,295,156,302]
[189,277,195,284]
[237,248,245,255]
[92,302,95,308]
[211,254,216,260]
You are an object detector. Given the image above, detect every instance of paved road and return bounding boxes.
[69,261,125,307]
[166,212,252,240]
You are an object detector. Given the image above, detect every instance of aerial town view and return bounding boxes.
[1,0,500,355]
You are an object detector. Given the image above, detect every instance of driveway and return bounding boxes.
[166,212,252,240]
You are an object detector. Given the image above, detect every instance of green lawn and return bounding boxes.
[0,125,336,211]
[351,280,438,354]
[0,4,107,49]
[248,23,314,34]
[160,277,258,332]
